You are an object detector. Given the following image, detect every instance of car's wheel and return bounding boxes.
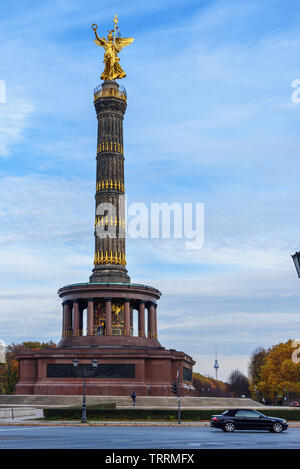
[271,422,283,433]
[223,422,235,432]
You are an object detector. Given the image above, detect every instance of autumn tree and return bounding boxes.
[0,341,56,394]
[248,346,268,401]
[193,372,231,397]
[257,340,300,404]
[227,369,251,397]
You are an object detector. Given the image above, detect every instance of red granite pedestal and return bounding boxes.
[15,343,194,396]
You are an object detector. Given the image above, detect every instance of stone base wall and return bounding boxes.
[15,346,195,397]
[15,383,193,397]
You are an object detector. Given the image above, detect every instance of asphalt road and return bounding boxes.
[0,425,299,449]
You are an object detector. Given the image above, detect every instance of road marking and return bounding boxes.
[0,426,67,433]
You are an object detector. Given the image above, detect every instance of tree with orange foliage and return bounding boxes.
[0,341,56,394]
[257,340,300,404]
[193,372,231,397]
[248,346,268,402]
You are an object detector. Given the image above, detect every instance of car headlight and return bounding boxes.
[282,420,287,424]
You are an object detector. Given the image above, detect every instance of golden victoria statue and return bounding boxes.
[92,15,134,81]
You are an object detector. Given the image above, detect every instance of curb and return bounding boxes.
[0,420,300,428]
[0,421,210,427]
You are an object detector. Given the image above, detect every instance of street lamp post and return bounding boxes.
[291,252,300,277]
[72,358,98,423]
[177,370,181,425]
[290,252,300,404]
[283,386,290,407]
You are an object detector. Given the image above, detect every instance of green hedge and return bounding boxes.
[258,409,300,420]
[82,403,116,409]
[43,407,300,421]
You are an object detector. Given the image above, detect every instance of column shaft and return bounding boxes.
[62,303,68,338]
[105,299,112,336]
[154,305,158,339]
[90,82,130,284]
[65,303,72,336]
[148,303,155,339]
[87,300,94,336]
[138,301,145,337]
[124,300,130,336]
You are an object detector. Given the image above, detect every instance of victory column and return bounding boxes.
[16,16,195,397]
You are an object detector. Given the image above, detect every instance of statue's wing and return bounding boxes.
[115,37,134,52]
[94,37,107,48]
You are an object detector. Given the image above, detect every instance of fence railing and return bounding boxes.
[63,327,138,338]
[93,84,127,102]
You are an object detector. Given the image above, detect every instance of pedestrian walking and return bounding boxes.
[131,392,136,406]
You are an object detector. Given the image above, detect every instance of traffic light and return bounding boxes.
[171,382,177,395]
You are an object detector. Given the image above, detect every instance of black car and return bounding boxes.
[210,408,288,433]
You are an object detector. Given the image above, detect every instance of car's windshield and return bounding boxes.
[254,411,266,418]
[221,409,266,417]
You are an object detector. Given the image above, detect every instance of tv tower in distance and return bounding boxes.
[214,344,220,380]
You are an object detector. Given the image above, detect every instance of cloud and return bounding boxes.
[0,97,33,157]
[0,174,93,247]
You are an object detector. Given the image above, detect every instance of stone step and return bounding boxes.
[0,395,263,408]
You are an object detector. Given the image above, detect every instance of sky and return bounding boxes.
[1,0,300,381]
